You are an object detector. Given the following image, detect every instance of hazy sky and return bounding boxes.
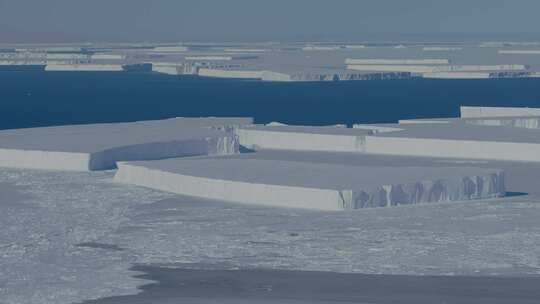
[1,0,539,42]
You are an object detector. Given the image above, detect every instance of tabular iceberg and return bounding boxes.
[115,157,505,211]
[0,117,252,171]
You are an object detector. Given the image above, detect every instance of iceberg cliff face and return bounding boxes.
[344,172,505,209]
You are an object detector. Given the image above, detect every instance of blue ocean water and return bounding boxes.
[1,70,540,130]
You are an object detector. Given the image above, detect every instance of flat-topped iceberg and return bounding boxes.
[115,157,505,211]
[0,117,252,171]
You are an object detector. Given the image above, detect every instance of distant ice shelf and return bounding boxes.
[153,46,188,52]
[114,157,505,211]
[345,59,450,65]
[198,68,265,79]
[422,72,491,79]
[45,64,124,72]
[90,53,125,60]
[498,50,540,55]
[423,47,463,52]
[347,64,528,73]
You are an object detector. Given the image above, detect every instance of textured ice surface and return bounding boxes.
[1,154,540,304]
[0,117,251,171]
[115,157,504,210]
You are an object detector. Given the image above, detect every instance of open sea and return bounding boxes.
[1,70,540,130]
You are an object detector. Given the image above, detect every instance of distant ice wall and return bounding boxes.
[423,47,463,51]
[152,65,182,75]
[45,64,124,72]
[422,72,490,79]
[185,56,233,61]
[90,54,124,60]
[461,106,540,118]
[345,59,450,65]
[153,46,188,52]
[397,119,452,124]
[465,117,540,129]
[198,68,263,79]
[499,50,540,55]
[348,65,527,73]
[261,71,292,81]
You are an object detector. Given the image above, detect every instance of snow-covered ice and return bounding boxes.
[6,41,540,81]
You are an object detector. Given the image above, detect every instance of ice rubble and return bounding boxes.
[0,117,252,171]
[115,157,505,211]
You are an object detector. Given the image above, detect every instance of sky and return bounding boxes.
[0,0,539,43]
